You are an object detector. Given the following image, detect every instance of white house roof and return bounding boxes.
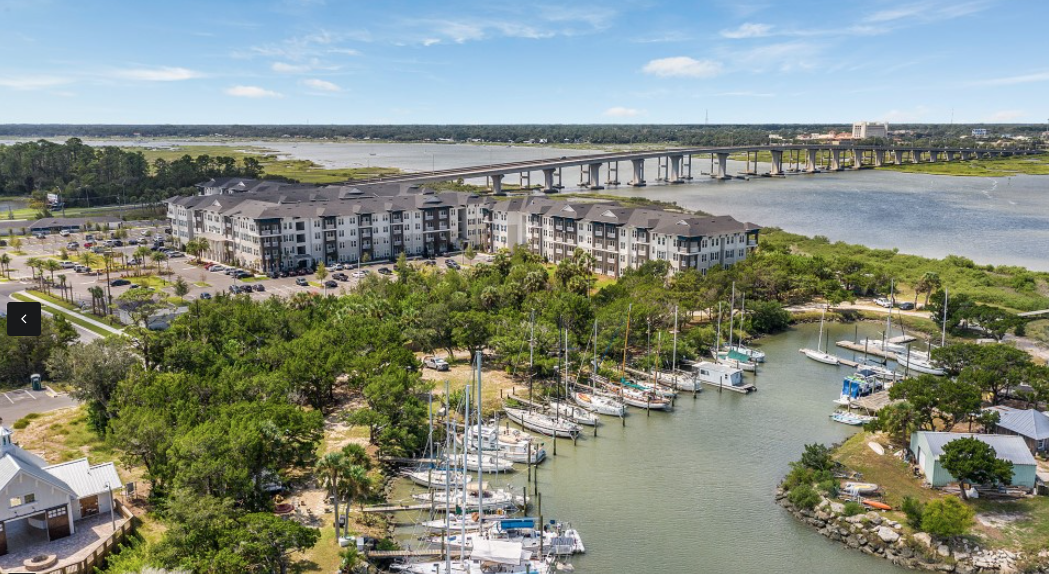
[918,432,1037,466]
[44,458,123,499]
[0,452,77,496]
[996,408,1049,441]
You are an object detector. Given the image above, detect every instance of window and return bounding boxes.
[9,494,32,507]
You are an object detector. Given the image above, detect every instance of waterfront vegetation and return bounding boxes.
[879,155,1049,177]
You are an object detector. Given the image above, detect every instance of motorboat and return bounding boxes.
[436,517,585,556]
[724,344,766,363]
[392,540,550,574]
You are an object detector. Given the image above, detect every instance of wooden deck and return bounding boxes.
[835,340,896,361]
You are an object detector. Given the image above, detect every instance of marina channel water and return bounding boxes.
[390,321,911,574]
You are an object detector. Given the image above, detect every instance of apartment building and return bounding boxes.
[167,182,488,272]
[486,197,760,277]
[168,180,758,276]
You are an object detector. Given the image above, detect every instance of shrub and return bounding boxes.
[818,479,839,499]
[921,497,974,538]
[800,443,834,471]
[842,501,864,517]
[12,413,41,430]
[788,483,821,510]
[901,496,925,529]
[782,465,814,492]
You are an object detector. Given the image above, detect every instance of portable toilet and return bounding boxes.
[30,374,42,391]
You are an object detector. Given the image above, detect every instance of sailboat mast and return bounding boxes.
[460,383,469,561]
[818,307,826,353]
[528,309,535,404]
[715,302,722,354]
[727,283,736,350]
[621,303,633,377]
[672,305,679,373]
[475,351,483,521]
[884,279,894,347]
[444,380,451,572]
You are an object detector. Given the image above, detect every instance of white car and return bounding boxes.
[59,230,70,237]
[873,297,892,308]
[423,356,450,371]
[351,270,367,278]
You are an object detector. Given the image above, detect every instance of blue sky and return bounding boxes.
[0,0,1046,124]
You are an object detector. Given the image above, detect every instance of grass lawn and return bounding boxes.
[126,274,172,289]
[193,281,211,287]
[16,405,120,464]
[238,275,267,283]
[835,431,939,508]
[1027,319,1049,345]
[970,497,1049,554]
[19,290,123,335]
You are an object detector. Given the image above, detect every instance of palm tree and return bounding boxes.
[57,274,68,302]
[102,252,115,309]
[24,257,42,289]
[134,246,151,275]
[150,251,168,276]
[0,253,10,278]
[316,452,350,541]
[341,464,370,514]
[186,237,207,264]
[88,286,105,316]
[43,259,61,294]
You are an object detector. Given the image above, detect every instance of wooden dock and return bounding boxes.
[361,503,434,513]
[366,549,445,559]
[698,380,756,394]
[835,340,895,361]
[843,390,897,413]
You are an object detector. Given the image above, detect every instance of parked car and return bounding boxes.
[333,272,349,281]
[82,242,94,248]
[424,259,437,266]
[423,356,450,371]
[128,239,139,245]
[252,284,265,292]
[112,239,123,247]
[234,270,252,279]
[66,242,79,249]
[200,292,212,300]
[873,297,892,308]
[351,270,367,278]
[378,267,392,275]
[74,265,91,273]
[110,279,131,287]
[897,301,915,310]
[60,261,75,269]
[334,263,344,271]
[324,280,338,289]
[85,234,95,241]
[59,230,70,237]
[209,265,227,273]
[229,285,241,294]
[295,277,308,286]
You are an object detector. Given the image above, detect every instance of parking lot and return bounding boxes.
[0,388,77,423]
[2,226,486,308]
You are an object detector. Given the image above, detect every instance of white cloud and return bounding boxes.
[327,48,361,55]
[0,75,72,90]
[224,85,283,98]
[111,67,201,81]
[642,57,722,78]
[726,41,820,73]
[865,0,991,23]
[603,106,644,117]
[974,70,1049,86]
[720,23,772,39]
[272,62,310,73]
[986,110,1024,122]
[422,38,441,46]
[302,78,341,92]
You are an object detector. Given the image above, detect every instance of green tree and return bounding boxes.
[746,300,792,333]
[921,496,974,538]
[799,443,833,471]
[452,310,491,358]
[45,337,138,428]
[173,276,190,299]
[316,452,350,541]
[939,437,1014,500]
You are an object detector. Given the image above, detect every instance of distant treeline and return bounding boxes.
[1,124,1045,146]
[0,138,262,207]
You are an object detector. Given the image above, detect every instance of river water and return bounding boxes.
[254,141,1049,272]
[392,321,913,574]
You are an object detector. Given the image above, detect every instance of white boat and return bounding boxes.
[411,487,524,512]
[689,360,744,388]
[420,514,488,533]
[463,425,546,464]
[894,353,946,376]
[856,363,901,381]
[651,369,701,392]
[571,390,627,417]
[549,402,599,426]
[803,349,840,365]
[393,540,550,574]
[724,344,766,363]
[630,378,678,398]
[504,407,581,438]
[715,352,758,372]
[830,411,873,426]
[437,517,585,556]
[603,383,672,411]
[404,468,473,489]
[802,307,840,365]
[459,453,516,473]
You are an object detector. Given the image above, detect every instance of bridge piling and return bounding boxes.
[805,149,818,173]
[543,168,556,193]
[630,158,646,186]
[588,163,604,190]
[770,150,784,176]
[829,149,842,171]
[669,155,684,183]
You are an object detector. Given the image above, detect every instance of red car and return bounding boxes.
[82,242,94,248]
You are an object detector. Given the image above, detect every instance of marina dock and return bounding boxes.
[366,549,446,559]
[835,340,896,361]
[698,379,756,394]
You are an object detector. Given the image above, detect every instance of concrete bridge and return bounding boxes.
[350,145,1041,195]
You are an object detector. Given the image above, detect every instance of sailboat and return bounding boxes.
[723,293,766,362]
[404,468,473,489]
[802,307,840,365]
[549,401,599,426]
[571,389,628,416]
[463,423,546,464]
[504,407,582,438]
[595,374,672,410]
[716,285,758,371]
[435,517,586,556]
[393,540,551,574]
[894,287,949,376]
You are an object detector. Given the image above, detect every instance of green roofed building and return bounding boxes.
[909,432,1037,490]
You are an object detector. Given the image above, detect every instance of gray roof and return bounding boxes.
[996,408,1049,441]
[44,458,123,498]
[918,432,1037,466]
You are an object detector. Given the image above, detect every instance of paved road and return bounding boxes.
[0,387,77,423]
